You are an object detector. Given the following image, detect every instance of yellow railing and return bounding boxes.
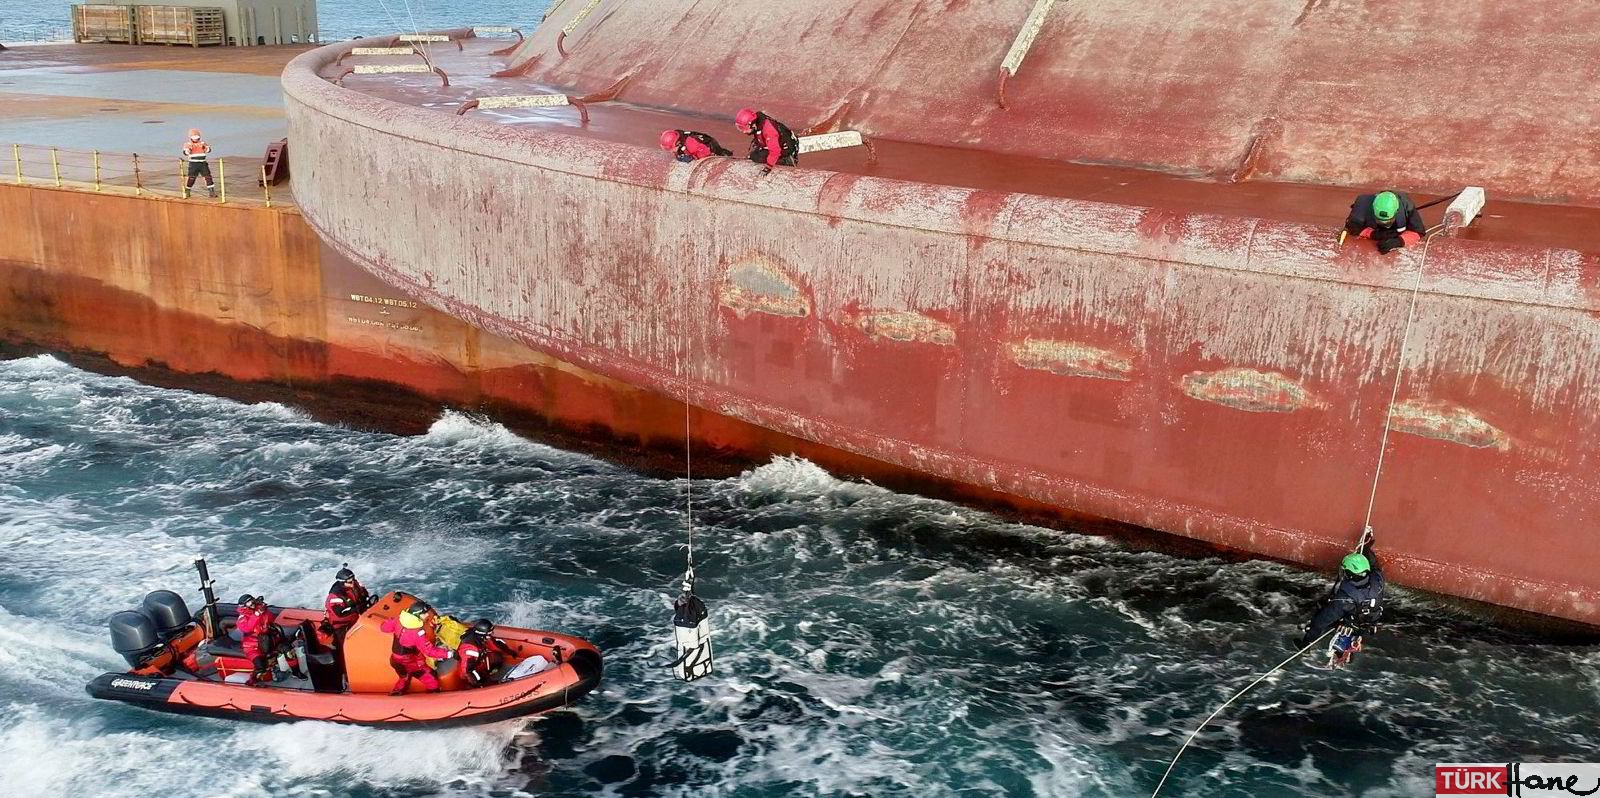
[4,143,289,207]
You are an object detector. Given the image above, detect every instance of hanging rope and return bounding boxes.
[665,228,713,682]
[1149,628,1334,797]
[681,252,695,580]
[1358,231,1438,533]
[681,390,694,578]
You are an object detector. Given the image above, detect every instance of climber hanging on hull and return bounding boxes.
[1299,529,1385,666]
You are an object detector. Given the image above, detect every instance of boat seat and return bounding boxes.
[204,638,246,659]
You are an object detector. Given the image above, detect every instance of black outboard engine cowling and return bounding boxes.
[141,590,192,638]
[109,610,162,667]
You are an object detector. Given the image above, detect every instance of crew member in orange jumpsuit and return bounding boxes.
[324,566,372,637]
[733,108,799,174]
[182,129,217,198]
[456,619,517,687]
[659,129,733,163]
[236,594,300,684]
[380,603,450,695]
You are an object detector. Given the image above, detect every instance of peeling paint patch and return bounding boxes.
[1007,339,1133,380]
[718,255,810,318]
[1390,400,1509,450]
[1181,367,1320,413]
[854,311,955,345]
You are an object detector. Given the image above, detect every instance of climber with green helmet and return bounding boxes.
[1344,190,1425,254]
[1297,531,1385,647]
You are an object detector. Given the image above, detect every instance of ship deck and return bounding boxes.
[4,40,1598,252]
[0,43,308,158]
[315,37,1600,254]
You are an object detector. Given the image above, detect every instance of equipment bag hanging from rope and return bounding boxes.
[670,571,713,681]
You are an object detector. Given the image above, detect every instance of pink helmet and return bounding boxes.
[734,107,758,132]
[659,129,681,150]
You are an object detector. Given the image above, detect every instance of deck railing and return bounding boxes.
[7,143,290,208]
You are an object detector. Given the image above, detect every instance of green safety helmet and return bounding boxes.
[1341,552,1371,575]
[1372,191,1400,223]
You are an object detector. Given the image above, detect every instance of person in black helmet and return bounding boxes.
[324,565,372,638]
[455,618,516,687]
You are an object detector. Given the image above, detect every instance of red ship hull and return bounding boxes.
[276,14,1600,626]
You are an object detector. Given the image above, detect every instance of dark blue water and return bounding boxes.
[0,0,549,43]
[0,354,1596,797]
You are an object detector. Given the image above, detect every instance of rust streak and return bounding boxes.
[1390,400,1510,450]
[1181,367,1320,413]
[717,255,811,318]
[1007,339,1133,380]
[853,311,955,345]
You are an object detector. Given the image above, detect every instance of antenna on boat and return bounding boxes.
[194,557,221,640]
[669,266,713,682]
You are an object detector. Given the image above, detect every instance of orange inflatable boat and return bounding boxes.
[87,580,603,728]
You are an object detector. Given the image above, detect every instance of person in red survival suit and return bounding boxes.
[733,108,799,174]
[324,565,372,637]
[455,618,518,687]
[659,129,734,163]
[236,594,301,684]
[380,603,451,695]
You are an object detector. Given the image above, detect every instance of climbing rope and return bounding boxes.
[684,386,695,578]
[681,253,696,583]
[667,256,714,682]
[1359,230,1439,532]
[1149,629,1335,797]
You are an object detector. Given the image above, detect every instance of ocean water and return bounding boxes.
[1,354,1597,797]
[0,0,550,44]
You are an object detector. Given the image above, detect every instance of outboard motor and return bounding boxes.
[141,590,193,639]
[109,610,162,667]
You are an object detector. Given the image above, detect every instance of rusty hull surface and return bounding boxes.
[0,181,1119,531]
[280,28,1600,627]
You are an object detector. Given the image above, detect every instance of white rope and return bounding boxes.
[681,250,695,578]
[1359,230,1439,531]
[1150,629,1334,797]
[684,377,694,575]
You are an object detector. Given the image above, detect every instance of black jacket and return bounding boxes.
[1344,192,1425,242]
[1302,541,1385,644]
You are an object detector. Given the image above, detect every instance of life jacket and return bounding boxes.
[325,581,370,626]
[391,630,419,658]
[182,140,211,163]
[384,621,448,663]
[434,615,468,650]
[456,635,488,678]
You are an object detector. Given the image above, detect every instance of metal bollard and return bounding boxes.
[50,148,61,187]
[133,153,143,195]
[260,165,271,208]
[93,150,102,191]
[11,144,20,185]
[218,158,226,203]
[179,159,186,198]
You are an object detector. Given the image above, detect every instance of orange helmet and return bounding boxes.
[187,128,201,139]
[659,129,681,150]
[734,108,758,132]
